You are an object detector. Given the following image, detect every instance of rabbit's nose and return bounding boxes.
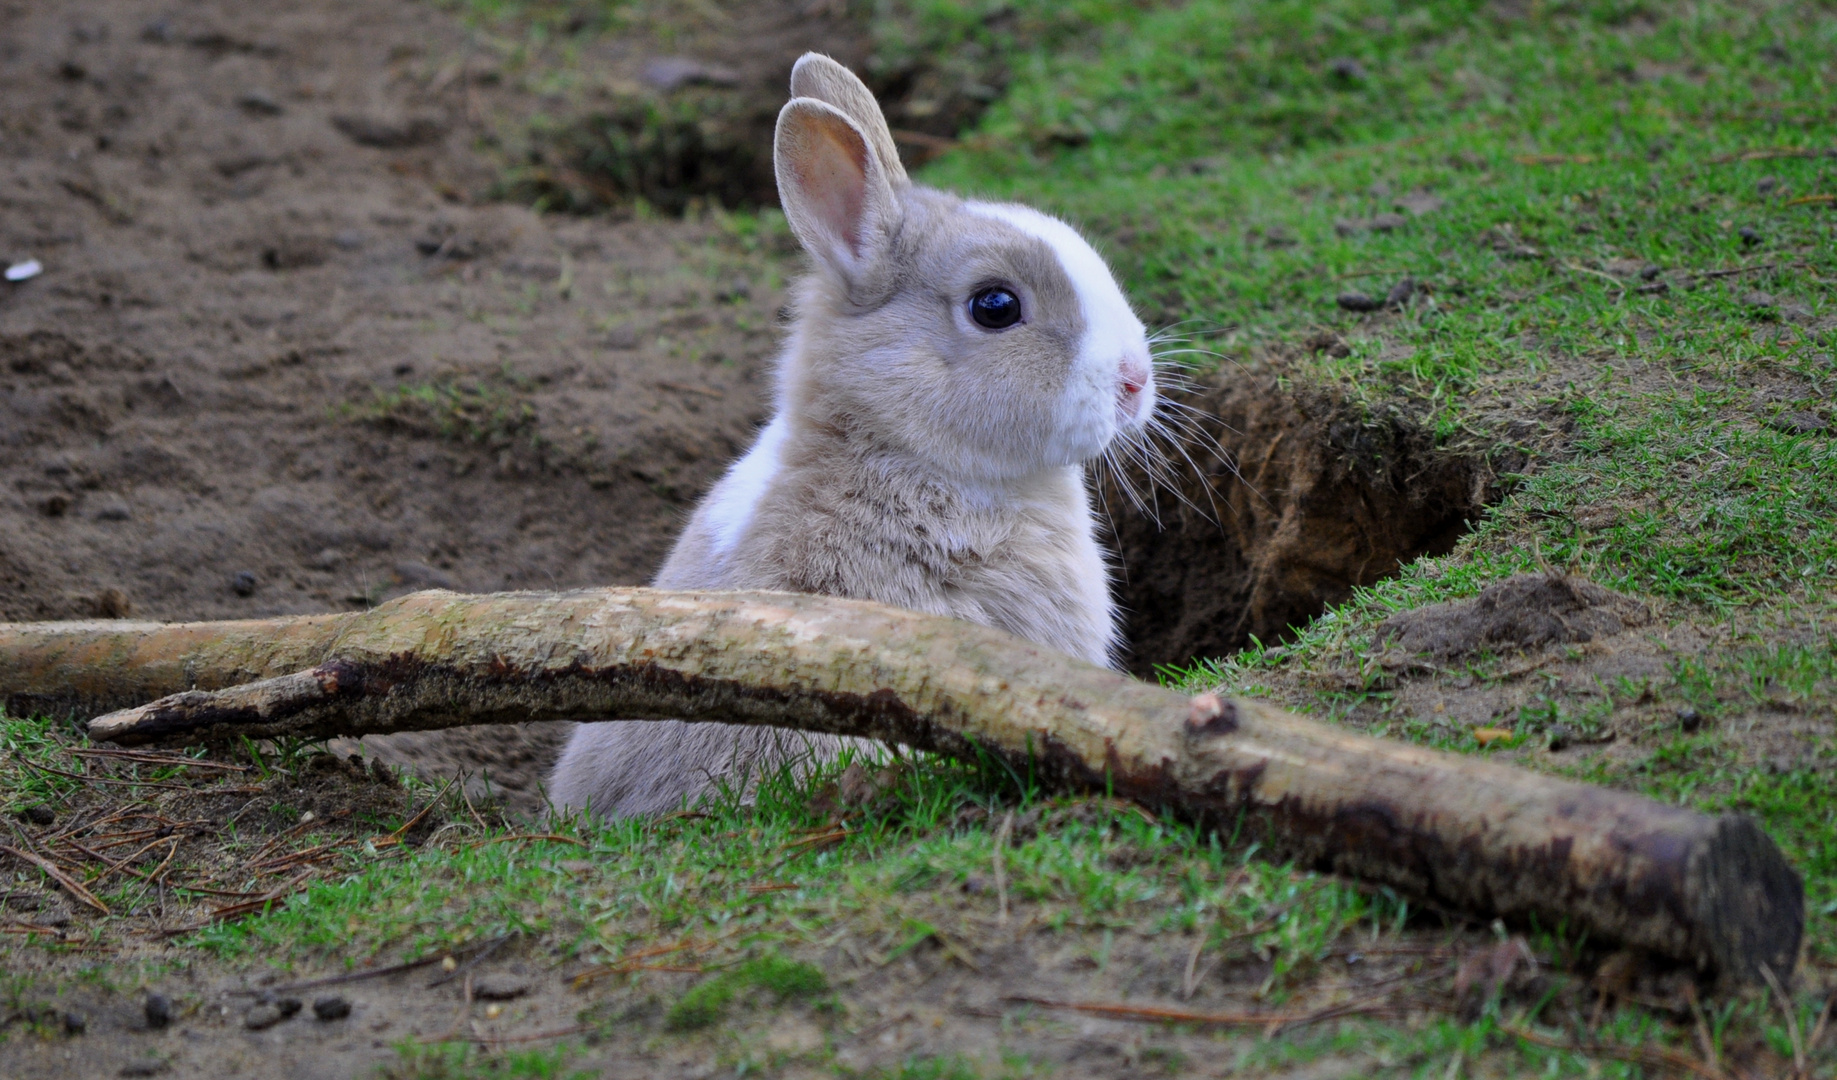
[1119,354,1151,397]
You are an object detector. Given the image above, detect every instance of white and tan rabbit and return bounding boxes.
[547,53,1157,818]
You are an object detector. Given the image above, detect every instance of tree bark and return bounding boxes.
[0,587,1804,985]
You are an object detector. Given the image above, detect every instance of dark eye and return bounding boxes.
[968,287,1022,330]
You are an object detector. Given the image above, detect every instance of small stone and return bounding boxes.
[638,57,739,93]
[230,570,258,597]
[1740,290,1776,308]
[91,588,133,619]
[243,998,300,1030]
[471,974,531,1001]
[311,548,344,571]
[332,230,365,251]
[237,89,284,116]
[1336,291,1381,312]
[1638,264,1661,281]
[1368,211,1408,232]
[63,1010,87,1034]
[1757,176,1779,196]
[962,876,986,895]
[1766,411,1828,436]
[144,991,172,1029]
[94,497,131,521]
[29,906,72,928]
[1676,705,1702,733]
[40,493,70,517]
[395,560,457,590]
[1384,277,1417,307]
[119,1059,170,1077]
[22,804,55,826]
[1546,724,1573,752]
[312,995,350,1021]
[1396,191,1444,217]
[1327,57,1367,81]
[1738,226,1762,246]
[717,278,750,302]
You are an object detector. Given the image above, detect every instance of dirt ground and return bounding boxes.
[0,0,884,812]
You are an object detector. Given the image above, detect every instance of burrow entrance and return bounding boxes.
[1105,375,1512,677]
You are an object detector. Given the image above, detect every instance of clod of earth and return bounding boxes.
[1376,573,1650,660]
[0,587,1803,984]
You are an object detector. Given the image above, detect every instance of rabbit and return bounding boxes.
[547,52,1157,819]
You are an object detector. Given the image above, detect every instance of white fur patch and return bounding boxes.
[964,201,1151,462]
[705,415,789,557]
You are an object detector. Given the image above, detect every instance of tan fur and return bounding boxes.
[548,55,1147,819]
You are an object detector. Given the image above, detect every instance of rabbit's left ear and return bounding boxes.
[774,96,903,282]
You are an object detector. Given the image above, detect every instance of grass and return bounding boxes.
[6,0,1837,1076]
[350,370,542,448]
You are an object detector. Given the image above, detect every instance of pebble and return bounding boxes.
[1384,277,1417,307]
[22,804,55,826]
[63,1010,87,1035]
[471,974,532,1001]
[1740,290,1776,308]
[312,995,351,1021]
[1327,57,1367,81]
[1336,291,1381,312]
[243,998,301,1030]
[28,906,72,928]
[1546,724,1573,752]
[639,56,739,92]
[94,497,131,521]
[395,559,458,589]
[1766,411,1828,436]
[1676,705,1702,733]
[145,991,172,1029]
[237,89,284,116]
[230,570,258,596]
[119,1059,170,1077]
[1738,225,1762,246]
[1368,211,1408,232]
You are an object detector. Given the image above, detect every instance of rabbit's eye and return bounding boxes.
[968,287,1022,330]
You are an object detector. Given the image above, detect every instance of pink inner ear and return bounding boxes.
[794,117,870,259]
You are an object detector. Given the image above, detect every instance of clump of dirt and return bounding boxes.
[1106,374,1508,674]
[1376,572,1652,660]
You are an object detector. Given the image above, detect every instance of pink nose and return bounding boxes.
[1119,356,1150,397]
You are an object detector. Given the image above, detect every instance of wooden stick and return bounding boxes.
[0,587,1806,984]
[0,843,111,915]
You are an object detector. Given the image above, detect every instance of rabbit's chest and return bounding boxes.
[744,473,1117,666]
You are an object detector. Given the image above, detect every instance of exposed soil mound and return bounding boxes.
[1376,572,1652,660]
[1106,376,1504,674]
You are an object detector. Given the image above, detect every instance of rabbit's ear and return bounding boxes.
[774,97,902,281]
[789,53,908,186]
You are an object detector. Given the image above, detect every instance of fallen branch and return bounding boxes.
[0,842,111,915]
[0,587,1805,984]
[1002,994,1391,1030]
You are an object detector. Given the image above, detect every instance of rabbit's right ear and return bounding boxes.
[789,53,908,186]
[774,97,902,283]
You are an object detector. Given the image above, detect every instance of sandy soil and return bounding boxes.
[0,0,886,812]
